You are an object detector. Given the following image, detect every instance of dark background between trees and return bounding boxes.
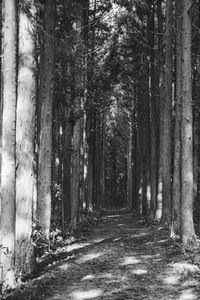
[0,0,200,292]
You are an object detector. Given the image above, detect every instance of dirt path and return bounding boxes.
[5,213,200,299]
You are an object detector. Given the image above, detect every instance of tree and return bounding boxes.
[180,0,198,248]
[161,0,173,226]
[156,0,164,221]
[0,0,17,288]
[69,3,84,229]
[149,0,157,217]
[171,0,182,236]
[15,0,36,275]
[37,0,56,239]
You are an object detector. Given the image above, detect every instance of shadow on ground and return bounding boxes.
[4,213,200,300]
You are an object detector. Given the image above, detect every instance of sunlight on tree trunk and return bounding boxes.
[181,0,198,249]
[0,0,17,289]
[15,1,36,275]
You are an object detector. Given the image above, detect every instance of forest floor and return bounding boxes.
[3,212,200,300]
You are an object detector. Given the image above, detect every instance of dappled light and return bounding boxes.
[6,213,200,299]
[59,262,70,271]
[140,253,160,259]
[120,256,141,266]
[92,238,106,244]
[163,274,181,285]
[168,262,200,276]
[177,289,198,300]
[131,269,148,275]
[71,289,102,300]
[157,239,168,244]
[66,242,91,252]
[76,252,105,264]
[81,274,95,281]
[130,232,150,238]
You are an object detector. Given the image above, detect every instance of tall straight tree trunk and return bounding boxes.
[86,0,96,213]
[156,0,164,221]
[181,0,198,248]
[171,0,182,236]
[62,0,72,226]
[69,8,84,229]
[149,1,157,216]
[37,0,55,239]
[69,99,81,229]
[0,0,17,288]
[15,1,36,275]
[161,0,173,226]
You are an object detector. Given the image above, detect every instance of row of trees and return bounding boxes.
[0,0,199,292]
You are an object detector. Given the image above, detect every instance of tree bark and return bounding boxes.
[161,0,173,226]
[69,8,84,229]
[181,0,198,248]
[149,1,157,217]
[37,0,55,239]
[0,0,17,288]
[15,1,36,275]
[171,0,182,237]
[155,0,164,221]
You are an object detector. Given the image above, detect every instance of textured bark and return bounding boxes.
[86,0,96,212]
[181,0,198,248]
[37,0,55,239]
[100,114,105,209]
[0,0,17,287]
[62,116,73,225]
[161,0,173,226]
[94,115,101,210]
[141,78,149,216]
[171,0,182,237]
[149,1,157,216]
[69,97,81,229]
[155,0,164,221]
[127,119,133,209]
[69,10,84,229]
[15,2,36,275]
[132,92,138,213]
[86,111,95,211]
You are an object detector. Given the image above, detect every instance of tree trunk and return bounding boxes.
[161,0,173,226]
[127,117,133,209]
[15,1,36,276]
[69,9,84,229]
[149,1,157,217]
[37,0,55,239]
[62,113,73,226]
[155,0,164,221]
[171,0,182,237]
[181,0,198,248]
[69,100,81,229]
[0,0,17,288]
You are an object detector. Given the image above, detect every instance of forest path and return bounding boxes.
[7,213,200,299]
